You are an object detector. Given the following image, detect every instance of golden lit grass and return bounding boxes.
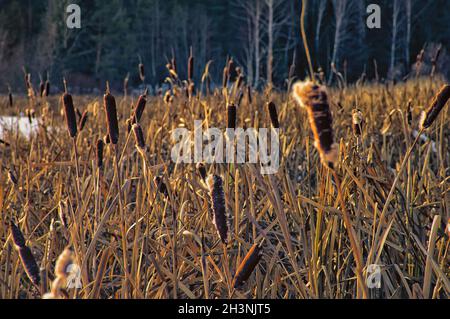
[0,76,448,299]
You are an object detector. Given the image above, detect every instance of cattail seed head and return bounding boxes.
[232,243,262,288]
[352,109,363,136]
[96,139,104,169]
[18,246,40,286]
[267,101,280,128]
[132,91,147,124]
[292,81,338,167]
[227,104,237,129]
[132,124,146,150]
[419,84,450,129]
[237,90,244,106]
[206,175,228,244]
[196,162,207,181]
[10,221,26,248]
[104,91,119,145]
[61,92,78,138]
[139,63,145,82]
[8,169,18,185]
[78,110,88,132]
[103,134,110,144]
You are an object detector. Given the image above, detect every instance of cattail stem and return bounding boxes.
[113,144,129,296]
[222,243,232,297]
[73,138,81,206]
[331,169,368,299]
[300,0,315,83]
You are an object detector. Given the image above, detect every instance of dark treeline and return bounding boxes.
[0,0,448,93]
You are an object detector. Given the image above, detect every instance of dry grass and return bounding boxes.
[0,76,449,299]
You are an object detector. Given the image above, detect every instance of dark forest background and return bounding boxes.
[0,0,449,93]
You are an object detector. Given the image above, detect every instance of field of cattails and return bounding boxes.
[0,61,449,299]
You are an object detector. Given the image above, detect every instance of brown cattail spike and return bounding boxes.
[61,91,77,138]
[96,139,104,169]
[232,243,262,288]
[132,124,146,150]
[207,175,228,244]
[10,221,26,248]
[196,162,207,181]
[292,81,338,167]
[352,109,363,136]
[18,246,40,286]
[132,90,147,124]
[78,110,88,132]
[104,90,119,145]
[104,134,110,144]
[139,63,145,82]
[8,86,13,107]
[227,104,237,129]
[267,101,280,128]
[419,84,450,129]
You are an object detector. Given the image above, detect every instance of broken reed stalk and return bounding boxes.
[78,110,88,132]
[139,63,145,83]
[419,84,450,130]
[206,175,229,244]
[8,85,13,107]
[131,88,147,124]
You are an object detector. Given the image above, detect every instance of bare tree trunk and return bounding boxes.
[390,0,399,80]
[266,0,274,86]
[329,0,346,84]
[254,0,261,88]
[315,0,326,55]
[405,0,411,68]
